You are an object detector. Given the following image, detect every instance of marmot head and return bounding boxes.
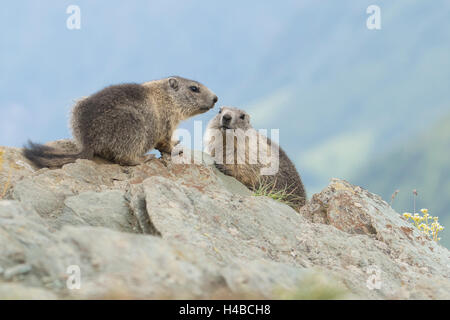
[211,106,252,131]
[166,76,218,118]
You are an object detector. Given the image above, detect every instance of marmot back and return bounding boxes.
[23,76,218,168]
[204,106,306,210]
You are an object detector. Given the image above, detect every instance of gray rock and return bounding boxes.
[3,264,32,280]
[0,145,448,299]
[59,190,139,233]
[0,283,58,300]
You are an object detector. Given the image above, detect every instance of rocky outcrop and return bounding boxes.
[0,143,449,299]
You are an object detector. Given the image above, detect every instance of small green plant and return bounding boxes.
[275,273,350,300]
[252,177,303,209]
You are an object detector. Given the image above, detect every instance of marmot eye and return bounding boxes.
[240,114,245,120]
[189,86,200,93]
[218,109,222,114]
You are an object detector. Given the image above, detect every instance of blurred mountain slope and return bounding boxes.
[353,113,450,248]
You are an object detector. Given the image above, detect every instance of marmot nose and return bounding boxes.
[213,96,218,104]
[222,114,232,122]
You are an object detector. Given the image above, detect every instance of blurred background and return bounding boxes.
[0,1,449,247]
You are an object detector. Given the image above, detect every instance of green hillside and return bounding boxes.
[353,113,450,248]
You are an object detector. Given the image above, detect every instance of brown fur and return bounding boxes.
[204,106,306,210]
[23,76,218,168]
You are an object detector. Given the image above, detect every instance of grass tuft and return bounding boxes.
[252,177,304,210]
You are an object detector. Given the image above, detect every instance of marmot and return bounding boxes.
[23,76,218,168]
[204,106,306,210]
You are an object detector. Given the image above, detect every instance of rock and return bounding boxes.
[0,283,58,300]
[59,190,139,232]
[3,264,32,280]
[0,145,449,299]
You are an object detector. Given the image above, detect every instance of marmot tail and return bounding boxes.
[23,141,82,169]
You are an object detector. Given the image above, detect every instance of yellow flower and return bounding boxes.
[403,212,411,218]
[401,207,444,243]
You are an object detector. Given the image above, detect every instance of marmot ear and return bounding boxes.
[169,78,179,91]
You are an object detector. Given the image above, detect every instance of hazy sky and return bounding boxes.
[1,1,449,194]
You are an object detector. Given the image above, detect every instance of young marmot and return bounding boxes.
[204,106,306,210]
[24,76,218,168]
